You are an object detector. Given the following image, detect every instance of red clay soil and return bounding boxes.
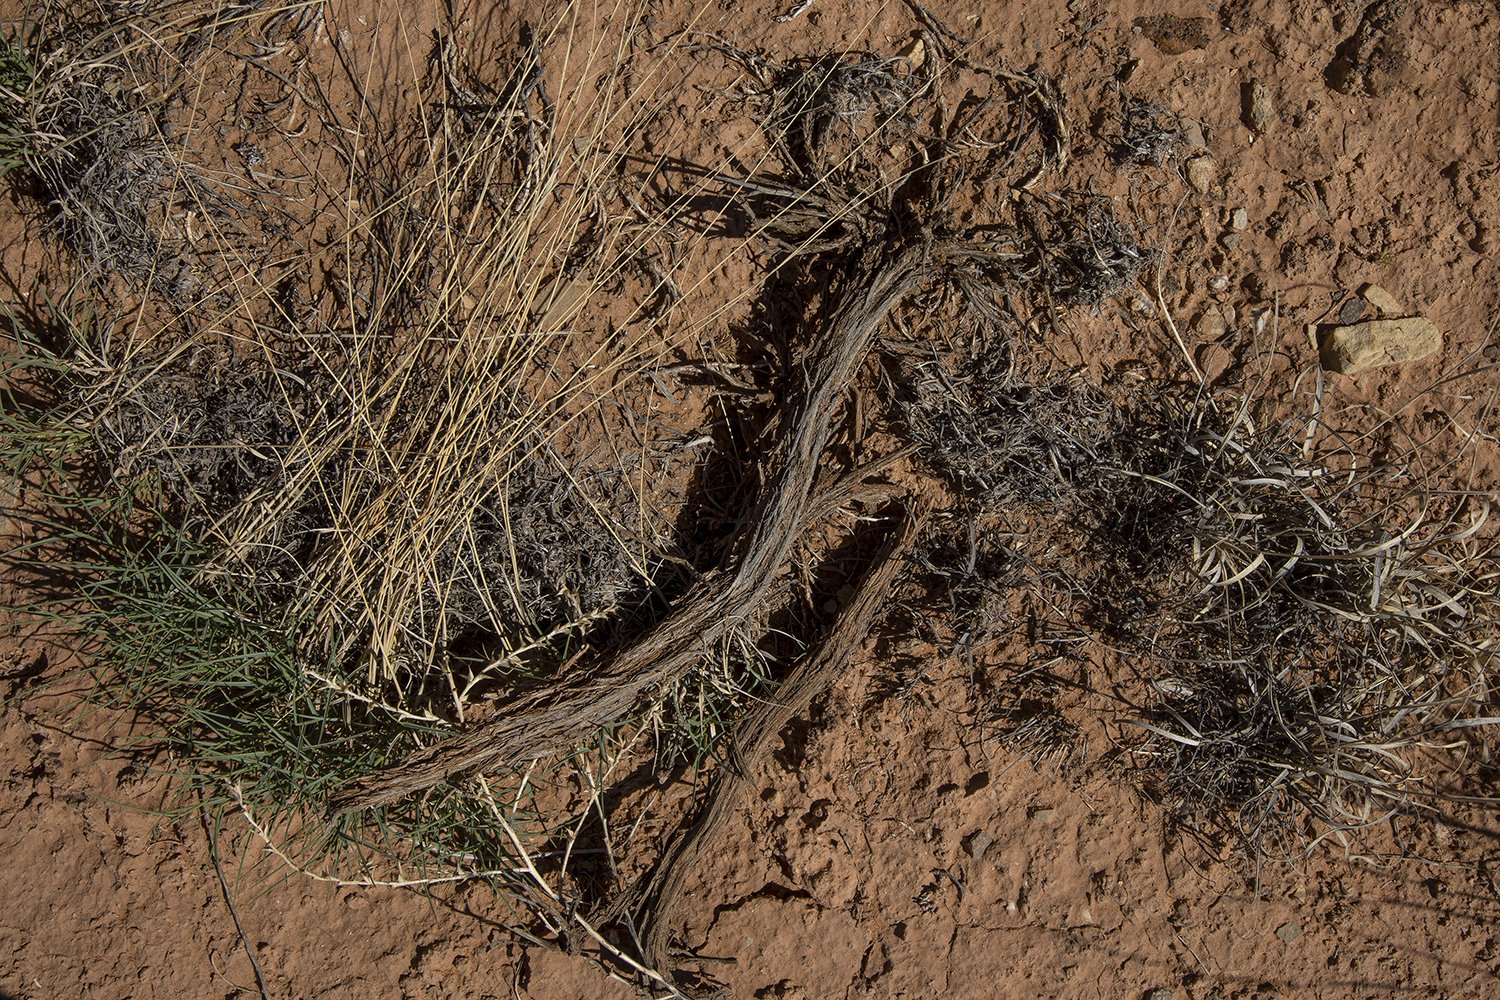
[3,1,1499,998]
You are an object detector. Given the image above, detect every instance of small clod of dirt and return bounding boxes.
[1217,1,1253,34]
[1134,15,1214,55]
[1325,0,1410,97]
[1241,80,1274,134]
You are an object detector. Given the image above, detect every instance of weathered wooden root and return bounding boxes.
[331,244,934,814]
[629,506,922,974]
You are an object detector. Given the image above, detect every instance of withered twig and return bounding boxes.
[631,504,923,972]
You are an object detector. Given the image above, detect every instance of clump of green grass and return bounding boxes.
[4,313,467,870]
[0,33,34,177]
[4,316,687,929]
[649,623,780,772]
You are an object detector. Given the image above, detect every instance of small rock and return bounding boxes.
[1228,208,1249,232]
[1029,807,1056,824]
[962,830,994,860]
[860,942,890,981]
[898,36,927,73]
[1194,311,1227,340]
[1359,282,1403,316]
[1208,274,1231,294]
[1144,990,1173,1000]
[1220,232,1241,251]
[1242,79,1273,134]
[1180,117,1207,150]
[1185,155,1214,194]
[1320,317,1441,375]
[1337,296,1368,325]
[1276,921,1303,943]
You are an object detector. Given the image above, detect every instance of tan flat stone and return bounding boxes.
[1320,317,1441,375]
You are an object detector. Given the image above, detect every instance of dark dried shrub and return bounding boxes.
[1111,94,1183,167]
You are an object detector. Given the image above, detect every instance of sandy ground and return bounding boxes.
[2,1,1498,998]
